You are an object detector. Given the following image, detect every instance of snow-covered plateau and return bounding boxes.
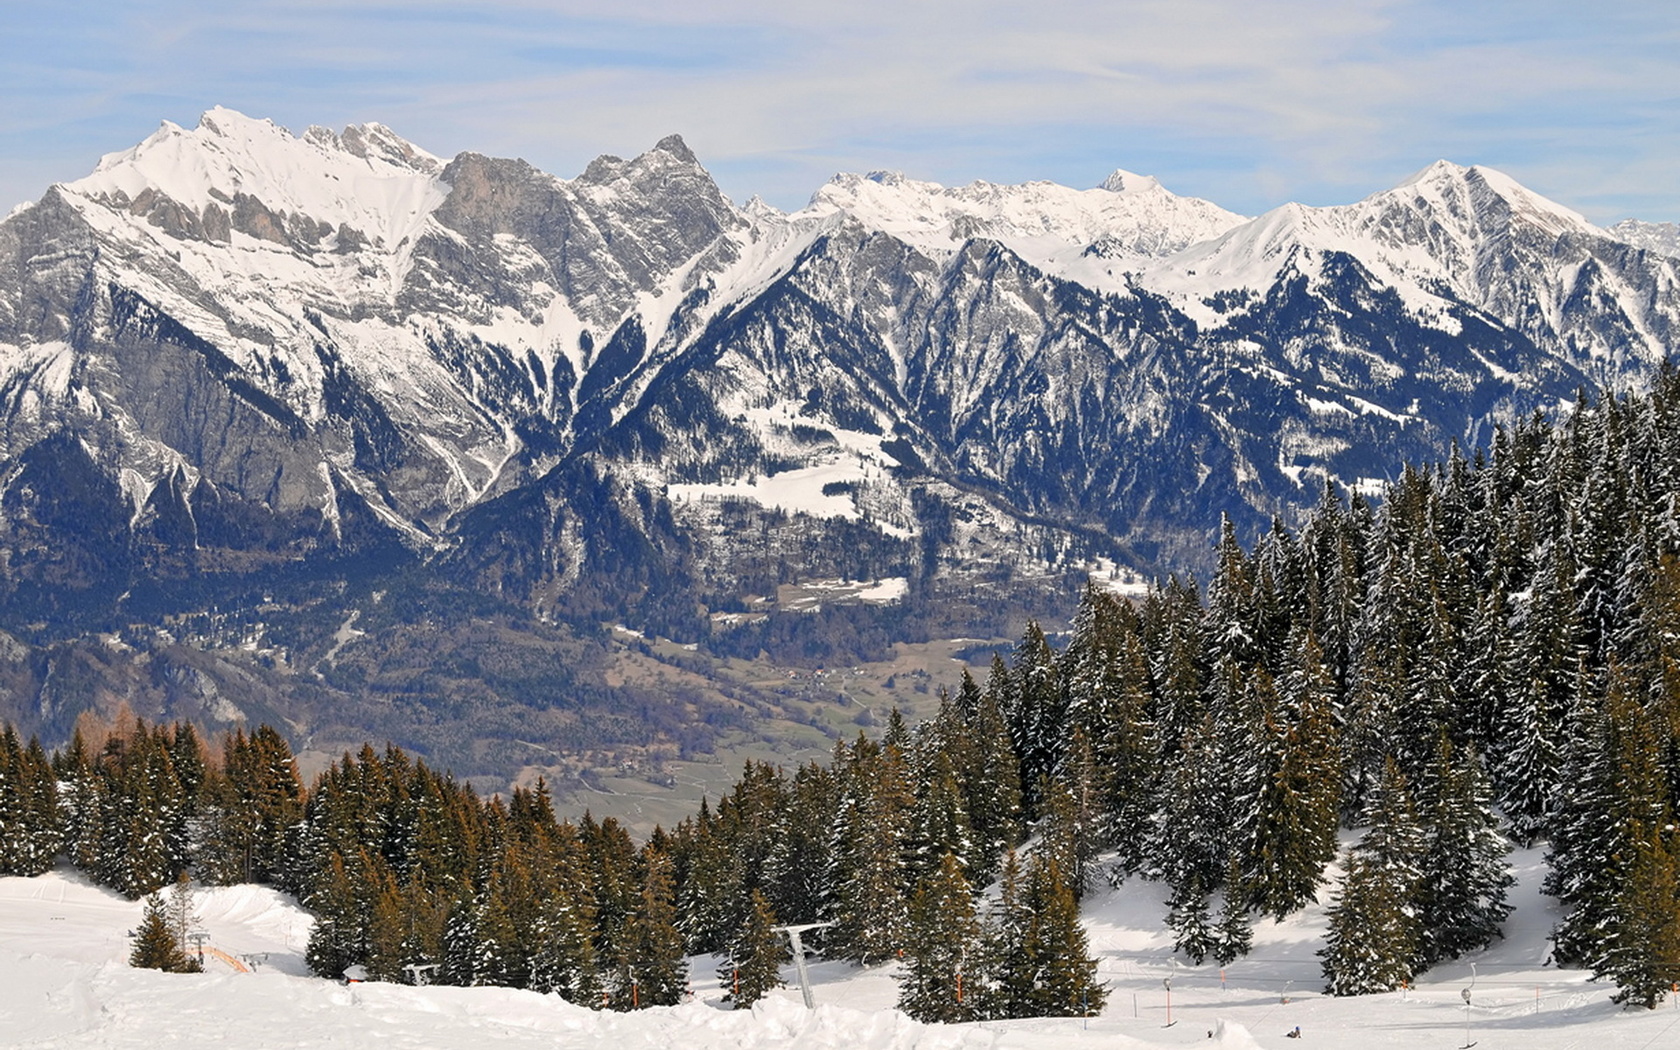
[3,851,1674,1050]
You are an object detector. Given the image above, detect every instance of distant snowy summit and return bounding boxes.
[805,165,1246,261]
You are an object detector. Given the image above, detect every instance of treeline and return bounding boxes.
[0,707,1102,1019]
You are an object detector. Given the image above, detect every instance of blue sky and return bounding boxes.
[3,0,1677,223]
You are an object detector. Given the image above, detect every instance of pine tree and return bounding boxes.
[979,850,1034,1018]
[130,891,194,972]
[1165,873,1216,965]
[1212,858,1254,966]
[1150,713,1228,899]
[55,728,104,875]
[1320,850,1418,995]
[721,889,785,1009]
[906,749,975,885]
[897,852,981,1023]
[1095,620,1160,878]
[304,851,365,979]
[1321,758,1423,994]
[964,691,1023,885]
[440,890,480,987]
[1008,623,1063,821]
[166,871,202,971]
[471,881,521,987]
[1549,669,1668,971]
[1413,736,1512,967]
[0,728,61,876]
[363,866,408,982]
[1497,533,1581,844]
[528,830,600,1001]
[1020,856,1106,1018]
[609,849,686,1008]
[827,736,911,964]
[201,725,303,886]
[97,724,184,898]
[1602,818,1680,1008]
[1245,627,1341,919]
[1038,742,1098,900]
[763,763,836,926]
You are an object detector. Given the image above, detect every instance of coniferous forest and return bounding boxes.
[5,370,1680,1013]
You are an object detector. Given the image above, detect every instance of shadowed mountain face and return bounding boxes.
[0,110,1676,763]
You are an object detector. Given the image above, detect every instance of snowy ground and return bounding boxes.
[3,848,1677,1049]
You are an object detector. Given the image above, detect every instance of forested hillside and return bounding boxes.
[4,368,1680,1013]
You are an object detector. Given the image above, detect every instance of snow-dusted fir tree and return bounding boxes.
[1413,736,1512,967]
[1019,856,1107,1018]
[305,851,366,980]
[1165,874,1216,965]
[608,849,686,1009]
[1151,711,1230,949]
[130,890,197,973]
[763,762,837,926]
[720,888,784,1009]
[897,852,980,1023]
[905,748,975,885]
[165,871,200,969]
[0,727,59,876]
[1007,623,1063,821]
[1497,533,1580,844]
[963,689,1023,886]
[1602,817,1680,1009]
[1212,856,1254,967]
[827,735,911,964]
[1320,759,1423,995]
[1320,851,1416,996]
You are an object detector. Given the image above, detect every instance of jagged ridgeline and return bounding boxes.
[8,111,1680,786]
[4,370,1680,1011]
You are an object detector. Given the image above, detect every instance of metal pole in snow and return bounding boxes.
[774,922,833,1010]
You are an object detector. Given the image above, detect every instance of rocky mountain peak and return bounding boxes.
[1099,168,1163,195]
[1608,219,1680,258]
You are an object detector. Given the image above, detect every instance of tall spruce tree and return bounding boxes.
[1602,817,1680,1008]
[828,736,911,964]
[897,852,981,1023]
[1321,758,1423,994]
[0,728,59,876]
[1413,736,1512,967]
[1019,856,1107,1017]
[1320,850,1417,995]
[720,888,784,1009]
[1008,623,1063,821]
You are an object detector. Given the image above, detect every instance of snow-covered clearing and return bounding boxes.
[3,849,1676,1049]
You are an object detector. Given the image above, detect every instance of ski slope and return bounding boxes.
[2,848,1676,1049]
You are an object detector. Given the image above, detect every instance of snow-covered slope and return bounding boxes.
[1151,161,1680,373]
[3,851,1672,1050]
[806,168,1246,267]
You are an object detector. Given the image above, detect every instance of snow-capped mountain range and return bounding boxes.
[2,108,1677,627]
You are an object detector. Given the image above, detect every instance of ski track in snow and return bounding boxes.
[4,849,1679,1049]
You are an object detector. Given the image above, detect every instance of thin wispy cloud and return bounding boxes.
[2,0,1675,223]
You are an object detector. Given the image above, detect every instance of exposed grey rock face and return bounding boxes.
[0,111,1676,637]
[1608,219,1680,260]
